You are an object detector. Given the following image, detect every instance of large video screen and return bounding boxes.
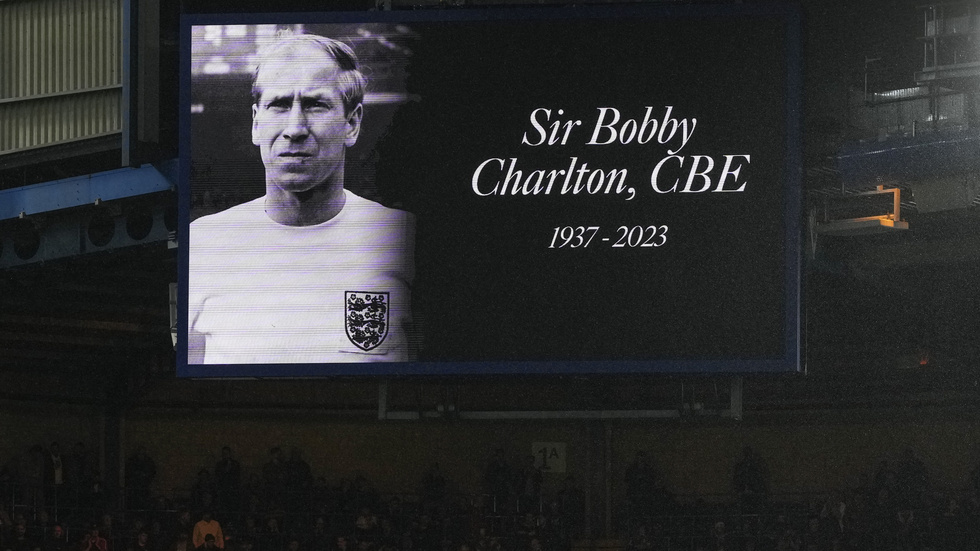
[178,5,802,377]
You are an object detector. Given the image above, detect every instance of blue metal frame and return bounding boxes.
[0,159,176,221]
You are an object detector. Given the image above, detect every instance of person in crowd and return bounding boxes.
[191,470,215,513]
[196,535,218,551]
[262,449,287,510]
[169,533,191,551]
[9,522,39,551]
[79,525,108,551]
[328,536,348,551]
[354,508,379,541]
[214,448,241,515]
[43,443,65,514]
[42,524,67,551]
[66,442,91,509]
[553,474,585,544]
[257,517,281,551]
[308,517,330,551]
[419,463,447,517]
[482,449,511,513]
[285,448,312,512]
[514,456,542,514]
[733,447,769,514]
[24,446,47,513]
[132,531,152,551]
[124,447,157,512]
[192,512,224,551]
[97,515,114,551]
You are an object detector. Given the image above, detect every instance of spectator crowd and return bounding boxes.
[2,442,980,551]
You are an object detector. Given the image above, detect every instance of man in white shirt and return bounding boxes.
[189,34,415,365]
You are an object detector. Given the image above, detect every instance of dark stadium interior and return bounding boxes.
[1,0,979,550]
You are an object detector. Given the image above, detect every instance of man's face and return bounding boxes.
[252,44,362,194]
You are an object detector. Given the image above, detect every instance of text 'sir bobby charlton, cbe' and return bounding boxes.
[188,34,416,364]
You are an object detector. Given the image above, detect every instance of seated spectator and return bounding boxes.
[169,533,191,551]
[285,449,313,503]
[191,470,216,513]
[80,526,109,551]
[147,520,168,551]
[197,535,219,551]
[257,517,281,551]
[133,531,152,551]
[420,463,448,516]
[214,448,241,515]
[192,512,224,550]
[354,508,379,540]
[515,456,542,514]
[483,449,512,513]
[42,525,67,551]
[98,515,115,549]
[801,516,827,551]
[516,512,539,547]
[172,509,194,547]
[309,517,330,551]
[330,536,349,551]
[733,447,769,514]
[124,447,157,512]
[10,522,40,551]
[261,449,286,511]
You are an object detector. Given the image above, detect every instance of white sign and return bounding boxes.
[532,442,567,473]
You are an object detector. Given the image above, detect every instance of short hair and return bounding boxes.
[252,34,366,117]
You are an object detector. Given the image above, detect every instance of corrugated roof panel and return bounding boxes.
[0,89,121,154]
[0,0,121,156]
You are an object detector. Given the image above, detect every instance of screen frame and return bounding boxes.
[177,4,803,378]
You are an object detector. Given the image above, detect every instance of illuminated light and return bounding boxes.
[190,104,205,114]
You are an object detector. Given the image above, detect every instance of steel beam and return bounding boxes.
[0,159,176,221]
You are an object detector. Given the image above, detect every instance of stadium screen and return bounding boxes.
[178,5,802,377]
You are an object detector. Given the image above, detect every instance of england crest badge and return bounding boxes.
[345,291,390,351]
